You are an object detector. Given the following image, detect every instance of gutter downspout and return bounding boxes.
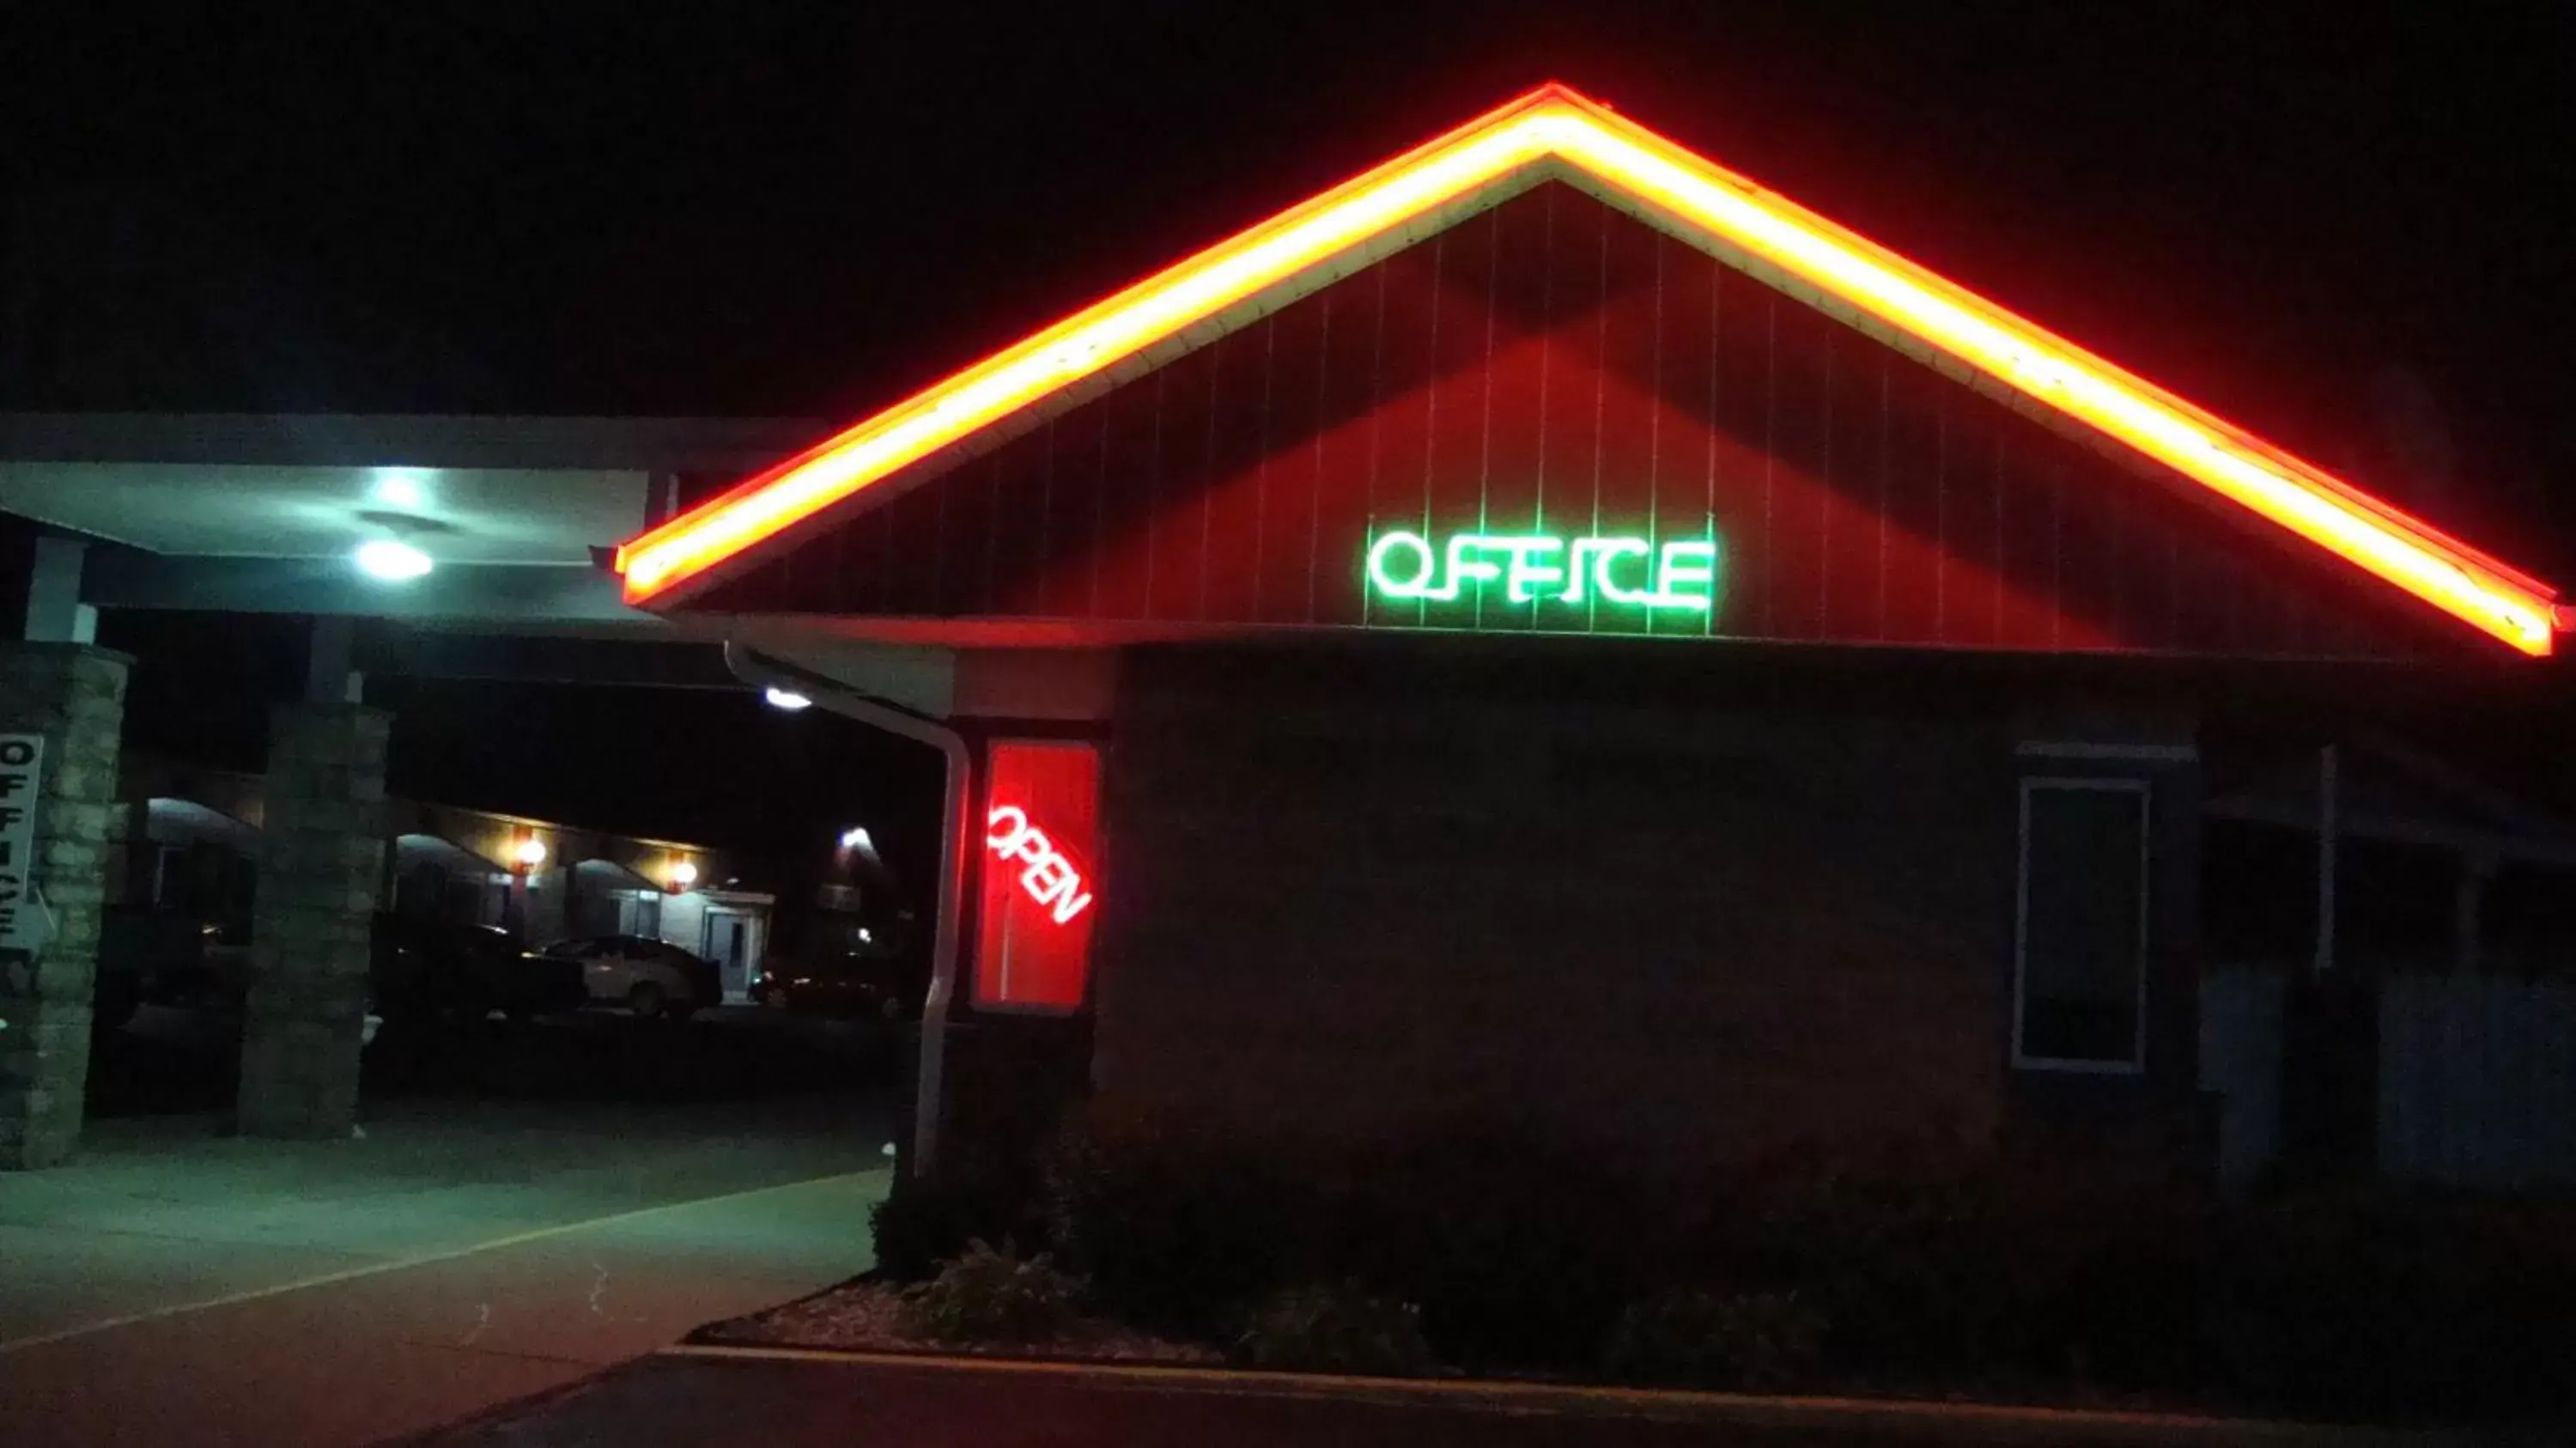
[722,642,969,1178]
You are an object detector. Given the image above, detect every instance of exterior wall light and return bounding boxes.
[513,837,549,870]
[670,860,699,888]
[839,826,872,850]
[355,538,434,581]
[762,687,812,711]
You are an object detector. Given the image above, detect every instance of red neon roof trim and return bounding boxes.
[617,83,2562,654]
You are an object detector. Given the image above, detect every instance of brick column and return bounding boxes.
[237,703,388,1140]
[0,644,129,1170]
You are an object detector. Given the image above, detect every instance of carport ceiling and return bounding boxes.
[0,463,641,565]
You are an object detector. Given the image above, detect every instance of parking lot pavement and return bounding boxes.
[89,1001,903,1118]
[0,1093,893,1448]
[410,1353,2412,1448]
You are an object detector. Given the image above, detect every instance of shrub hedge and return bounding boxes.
[872,1108,2576,1423]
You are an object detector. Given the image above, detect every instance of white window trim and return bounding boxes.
[2013,776,2151,1074]
[2014,740,2197,763]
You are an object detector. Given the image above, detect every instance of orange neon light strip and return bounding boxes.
[618,84,2560,654]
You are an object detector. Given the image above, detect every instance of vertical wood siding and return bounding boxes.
[700,182,2436,658]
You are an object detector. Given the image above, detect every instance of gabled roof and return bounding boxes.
[617,83,2564,654]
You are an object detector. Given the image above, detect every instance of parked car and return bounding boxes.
[543,934,722,1018]
[749,951,916,1019]
[371,914,587,1025]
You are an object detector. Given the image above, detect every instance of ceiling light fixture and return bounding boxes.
[355,538,434,581]
[762,686,813,711]
[372,469,429,510]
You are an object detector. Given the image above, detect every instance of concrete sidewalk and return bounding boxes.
[0,1098,890,1447]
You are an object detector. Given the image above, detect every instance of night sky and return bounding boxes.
[12,3,2576,861]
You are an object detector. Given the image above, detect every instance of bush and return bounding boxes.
[1692,1144,2206,1393]
[1041,1107,1326,1338]
[896,1239,1085,1345]
[871,1168,1044,1282]
[2196,1192,2576,1423]
[1604,1287,1828,1392]
[905,1109,2576,1422]
[1331,1129,1668,1372]
[1235,1281,1437,1376]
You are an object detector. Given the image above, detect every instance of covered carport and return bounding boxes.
[0,411,838,1163]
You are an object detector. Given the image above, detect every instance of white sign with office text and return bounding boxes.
[0,733,46,951]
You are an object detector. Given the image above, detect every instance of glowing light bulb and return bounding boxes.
[355,538,433,581]
[372,469,429,510]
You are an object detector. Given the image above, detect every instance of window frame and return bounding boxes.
[2012,776,2153,1075]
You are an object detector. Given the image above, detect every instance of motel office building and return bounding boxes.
[622,88,2572,1183]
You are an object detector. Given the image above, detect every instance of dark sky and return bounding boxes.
[10,2,2576,563]
[18,2,2576,853]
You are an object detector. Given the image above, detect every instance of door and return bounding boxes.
[702,911,759,1002]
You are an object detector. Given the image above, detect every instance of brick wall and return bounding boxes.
[1087,646,2022,1173]
[237,704,387,1140]
[0,644,128,1168]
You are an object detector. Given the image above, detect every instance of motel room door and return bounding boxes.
[702,910,762,1002]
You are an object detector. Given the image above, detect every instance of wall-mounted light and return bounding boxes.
[838,826,872,851]
[355,538,434,581]
[762,687,812,711]
[513,837,549,870]
[670,860,699,888]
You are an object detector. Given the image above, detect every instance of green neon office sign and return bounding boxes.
[1366,530,1721,612]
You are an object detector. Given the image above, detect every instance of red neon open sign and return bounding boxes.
[986,805,1093,925]
[976,740,1098,1012]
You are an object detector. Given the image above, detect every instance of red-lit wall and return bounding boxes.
[701,181,2445,658]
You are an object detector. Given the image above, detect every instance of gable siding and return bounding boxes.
[699,182,2437,658]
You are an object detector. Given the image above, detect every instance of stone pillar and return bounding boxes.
[0,644,129,1169]
[237,703,388,1140]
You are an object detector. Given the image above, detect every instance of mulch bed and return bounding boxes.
[693,1280,1222,1365]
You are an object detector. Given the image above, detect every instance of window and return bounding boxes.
[2014,779,2149,1072]
[151,846,185,908]
[616,892,661,939]
[975,739,1102,1012]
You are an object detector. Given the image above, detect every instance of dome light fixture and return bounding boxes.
[371,469,430,510]
[762,686,812,711]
